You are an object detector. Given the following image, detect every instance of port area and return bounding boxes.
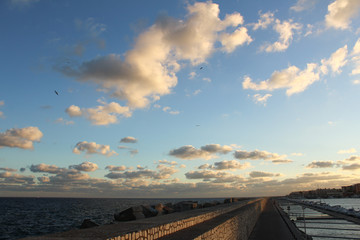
[277,198,360,240]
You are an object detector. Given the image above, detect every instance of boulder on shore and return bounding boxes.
[80,219,99,229]
[174,201,198,212]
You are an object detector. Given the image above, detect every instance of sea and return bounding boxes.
[0,197,225,240]
[279,198,360,240]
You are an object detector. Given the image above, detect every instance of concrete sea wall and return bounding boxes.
[24,198,268,240]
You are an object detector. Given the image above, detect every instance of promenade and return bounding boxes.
[249,198,299,240]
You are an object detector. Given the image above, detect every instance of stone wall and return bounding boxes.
[109,198,267,240]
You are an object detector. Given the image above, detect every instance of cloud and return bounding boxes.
[105,166,177,180]
[243,45,349,96]
[0,167,17,172]
[73,141,117,156]
[261,19,302,52]
[0,127,43,150]
[54,118,74,125]
[57,2,250,109]
[342,163,360,170]
[169,144,233,160]
[306,161,337,168]
[320,45,348,74]
[338,148,357,154]
[251,11,275,30]
[271,159,293,164]
[69,161,99,172]
[120,136,138,143]
[0,172,35,185]
[198,160,251,171]
[162,106,180,115]
[66,101,132,125]
[185,170,244,183]
[234,149,288,162]
[252,94,272,106]
[105,165,127,171]
[290,0,317,12]
[0,101,4,118]
[325,0,360,30]
[30,164,64,174]
[249,171,280,178]
[158,160,178,166]
[344,155,360,161]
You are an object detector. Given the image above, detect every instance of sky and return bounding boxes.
[1,0,360,198]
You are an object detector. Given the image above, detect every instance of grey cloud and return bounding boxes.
[249,171,280,178]
[30,164,64,174]
[73,141,117,156]
[120,136,138,143]
[0,167,17,172]
[306,161,336,168]
[169,144,232,160]
[342,163,360,170]
[105,165,127,171]
[198,160,250,171]
[234,149,287,161]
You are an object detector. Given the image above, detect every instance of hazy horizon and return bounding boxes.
[1,0,360,198]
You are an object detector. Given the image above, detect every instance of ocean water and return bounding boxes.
[0,197,225,240]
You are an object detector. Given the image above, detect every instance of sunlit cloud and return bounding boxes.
[252,93,272,106]
[73,141,117,157]
[0,127,43,150]
[66,101,132,126]
[0,167,17,172]
[162,106,180,115]
[337,148,357,154]
[325,0,360,30]
[251,11,274,30]
[105,165,127,171]
[57,2,251,109]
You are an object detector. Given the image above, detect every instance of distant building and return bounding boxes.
[288,183,360,198]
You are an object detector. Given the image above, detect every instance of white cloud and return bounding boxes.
[169,144,233,160]
[243,45,350,96]
[325,0,360,30]
[202,77,211,82]
[58,2,250,109]
[0,127,43,150]
[261,19,302,52]
[69,161,99,172]
[291,0,317,12]
[252,11,274,30]
[252,93,272,106]
[158,160,178,166]
[189,71,197,79]
[338,148,357,154]
[352,79,360,84]
[73,141,117,157]
[120,136,138,143]
[66,101,132,125]
[162,106,180,115]
[320,45,348,74]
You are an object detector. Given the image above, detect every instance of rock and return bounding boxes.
[163,206,174,214]
[224,198,232,204]
[155,203,165,215]
[174,201,198,212]
[80,219,99,229]
[142,205,158,217]
[114,205,145,221]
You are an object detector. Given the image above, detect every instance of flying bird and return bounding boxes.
[54,90,59,95]
[200,67,203,70]
[196,125,200,127]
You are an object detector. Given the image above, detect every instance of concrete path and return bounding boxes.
[248,198,295,240]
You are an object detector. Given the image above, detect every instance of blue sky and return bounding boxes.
[1,0,360,198]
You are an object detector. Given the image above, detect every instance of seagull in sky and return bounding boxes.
[54,90,59,95]
[200,67,203,70]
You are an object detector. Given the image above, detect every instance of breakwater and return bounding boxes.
[23,198,267,240]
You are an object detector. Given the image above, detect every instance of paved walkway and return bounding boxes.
[248,198,295,240]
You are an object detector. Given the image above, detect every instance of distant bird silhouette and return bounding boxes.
[200,67,203,70]
[196,125,200,127]
[54,90,59,95]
